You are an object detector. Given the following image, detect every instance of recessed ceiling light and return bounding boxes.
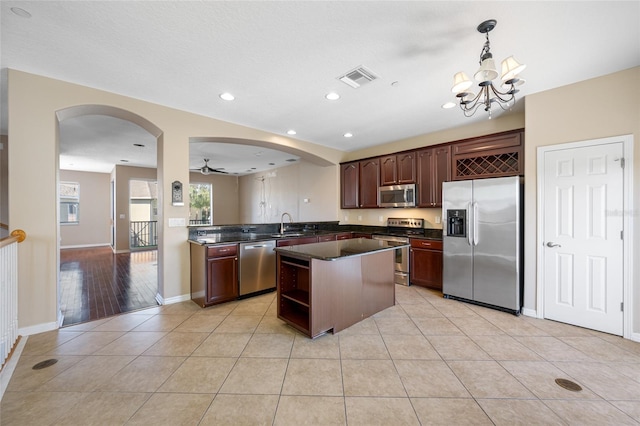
[287,129,297,135]
[343,132,353,138]
[268,162,275,166]
[442,102,456,109]
[325,92,340,101]
[219,92,235,101]
[120,159,129,163]
[11,7,31,18]
[286,158,297,162]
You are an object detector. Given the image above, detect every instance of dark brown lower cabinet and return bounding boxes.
[409,239,443,290]
[190,243,238,307]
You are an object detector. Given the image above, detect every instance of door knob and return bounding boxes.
[546,242,561,248]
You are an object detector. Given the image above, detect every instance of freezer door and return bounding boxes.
[472,176,521,311]
[442,180,473,300]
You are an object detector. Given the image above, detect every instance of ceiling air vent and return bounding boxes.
[338,66,379,88]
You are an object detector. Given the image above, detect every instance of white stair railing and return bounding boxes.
[0,229,25,368]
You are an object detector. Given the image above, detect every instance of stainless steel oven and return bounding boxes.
[372,234,410,285]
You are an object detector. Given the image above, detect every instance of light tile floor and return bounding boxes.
[3,285,640,425]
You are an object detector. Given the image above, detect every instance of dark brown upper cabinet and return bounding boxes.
[359,158,380,208]
[417,146,450,208]
[451,130,524,180]
[380,153,416,186]
[340,158,380,209]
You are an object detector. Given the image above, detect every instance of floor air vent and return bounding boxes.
[339,66,378,88]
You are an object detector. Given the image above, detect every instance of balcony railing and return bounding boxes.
[189,219,210,225]
[130,221,158,249]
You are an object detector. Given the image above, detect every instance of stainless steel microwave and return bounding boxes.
[378,184,416,208]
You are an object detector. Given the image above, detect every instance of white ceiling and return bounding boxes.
[2,1,639,174]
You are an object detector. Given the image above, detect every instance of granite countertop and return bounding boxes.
[189,230,336,245]
[274,238,408,261]
[189,226,442,246]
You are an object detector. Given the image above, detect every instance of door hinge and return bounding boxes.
[621,230,624,240]
[621,302,624,312]
[615,157,625,168]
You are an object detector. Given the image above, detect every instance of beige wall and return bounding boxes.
[7,69,342,332]
[239,161,339,224]
[523,67,640,332]
[59,170,111,247]
[0,135,7,237]
[189,171,240,225]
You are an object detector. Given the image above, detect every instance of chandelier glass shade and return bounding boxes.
[451,20,526,118]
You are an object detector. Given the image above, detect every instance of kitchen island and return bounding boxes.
[275,238,405,338]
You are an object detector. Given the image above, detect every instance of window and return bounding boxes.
[189,183,212,225]
[60,182,79,224]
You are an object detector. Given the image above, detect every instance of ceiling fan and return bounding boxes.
[190,158,228,175]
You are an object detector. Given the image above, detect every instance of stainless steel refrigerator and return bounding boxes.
[442,176,523,314]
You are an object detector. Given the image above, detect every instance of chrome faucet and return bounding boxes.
[280,212,292,234]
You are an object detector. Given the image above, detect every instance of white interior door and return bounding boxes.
[542,142,624,335]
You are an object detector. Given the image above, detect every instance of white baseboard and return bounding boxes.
[18,321,58,337]
[60,243,111,249]
[156,293,191,306]
[629,332,640,343]
[0,335,27,401]
[522,307,537,318]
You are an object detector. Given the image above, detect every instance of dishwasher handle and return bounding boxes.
[243,244,271,250]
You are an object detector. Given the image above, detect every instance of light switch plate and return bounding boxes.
[168,218,186,227]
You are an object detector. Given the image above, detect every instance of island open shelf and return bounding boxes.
[275,238,403,338]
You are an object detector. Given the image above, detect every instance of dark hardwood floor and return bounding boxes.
[59,247,159,327]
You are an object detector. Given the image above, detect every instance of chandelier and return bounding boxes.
[451,19,526,118]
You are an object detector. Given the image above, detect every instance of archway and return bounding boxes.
[56,105,163,325]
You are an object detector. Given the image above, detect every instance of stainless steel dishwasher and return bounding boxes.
[239,240,276,296]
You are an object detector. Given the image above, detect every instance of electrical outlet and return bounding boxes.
[378,215,384,222]
[357,215,363,221]
[344,215,349,221]
[435,216,441,224]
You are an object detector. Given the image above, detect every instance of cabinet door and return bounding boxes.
[359,159,380,208]
[397,152,416,184]
[207,256,238,304]
[409,248,443,290]
[379,155,397,186]
[341,162,359,209]
[432,146,451,207]
[416,148,434,207]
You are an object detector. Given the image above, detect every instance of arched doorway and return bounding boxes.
[56,105,163,325]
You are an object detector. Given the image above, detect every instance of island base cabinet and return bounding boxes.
[277,250,394,338]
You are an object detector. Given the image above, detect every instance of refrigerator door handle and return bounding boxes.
[473,202,479,246]
[467,202,473,246]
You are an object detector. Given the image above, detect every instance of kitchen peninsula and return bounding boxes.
[275,238,405,338]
